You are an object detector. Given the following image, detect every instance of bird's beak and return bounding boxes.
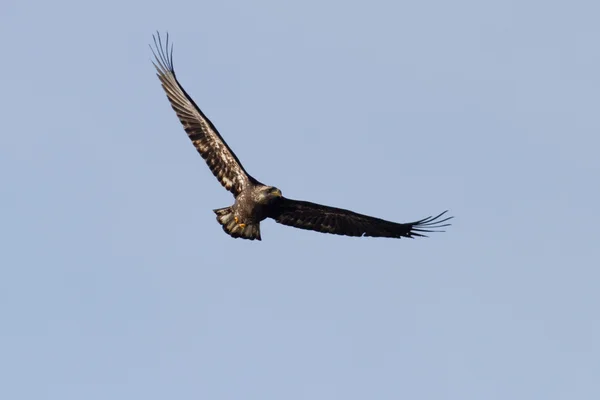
[273,189,282,197]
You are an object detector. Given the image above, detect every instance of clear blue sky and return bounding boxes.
[1,0,599,399]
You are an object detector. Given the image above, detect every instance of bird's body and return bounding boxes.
[151,33,452,241]
[214,184,282,240]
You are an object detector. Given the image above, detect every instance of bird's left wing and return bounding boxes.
[151,32,256,196]
[268,198,452,239]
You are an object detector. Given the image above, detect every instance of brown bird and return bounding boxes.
[151,33,452,241]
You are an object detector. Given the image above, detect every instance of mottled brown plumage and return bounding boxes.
[151,32,453,241]
[151,34,255,196]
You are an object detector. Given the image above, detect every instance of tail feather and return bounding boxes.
[213,207,262,241]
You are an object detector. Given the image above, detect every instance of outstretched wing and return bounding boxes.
[269,198,452,239]
[151,32,256,196]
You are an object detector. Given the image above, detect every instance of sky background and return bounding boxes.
[1,0,599,399]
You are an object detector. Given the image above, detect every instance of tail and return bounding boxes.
[213,207,262,241]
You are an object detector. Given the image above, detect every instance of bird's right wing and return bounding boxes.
[151,32,256,196]
[269,197,452,239]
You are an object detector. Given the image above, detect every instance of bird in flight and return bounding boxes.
[150,33,452,241]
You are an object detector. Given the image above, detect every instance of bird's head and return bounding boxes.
[257,186,283,204]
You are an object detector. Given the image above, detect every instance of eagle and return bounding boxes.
[151,33,452,241]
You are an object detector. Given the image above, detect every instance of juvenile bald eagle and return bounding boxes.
[151,33,452,241]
